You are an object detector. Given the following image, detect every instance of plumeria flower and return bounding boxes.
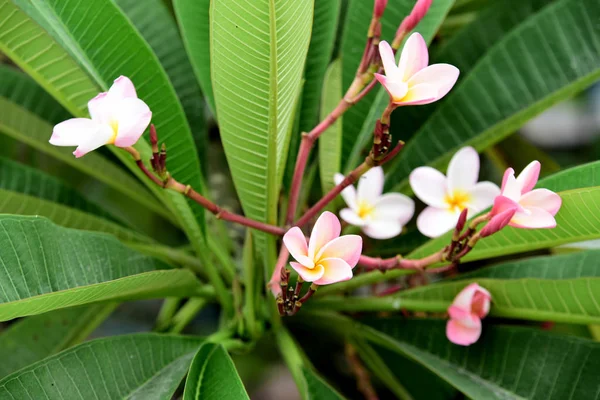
[446,283,491,346]
[410,147,500,238]
[334,167,414,239]
[50,76,151,158]
[375,33,459,106]
[490,161,562,229]
[283,212,362,285]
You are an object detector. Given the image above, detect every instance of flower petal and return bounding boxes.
[317,235,362,267]
[50,118,97,146]
[510,206,557,229]
[308,211,341,259]
[406,63,459,101]
[339,208,367,227]
[283,227,314,268]
[501,170,522,201]
[446,318,482,346]
[398,32,428,81]
[451,283,491,313]
[108,76,138,99]
[373,193,415,224]
[334,173,357,209]
[88,92,111,124]
[491,195,521,217]
[290,262,324,283]
[113,98,152,147]
[467,181,501,212]
[73,123,115,158]
[409,167,448,208]
[362,220,403,239]
[375,73,408,102]
[357,166,384,204]
[447,146,479,192]
[313,258,353,285]
[416,206,461,238]
[520,189,561,216]
[516,160,540,194]
[378,40,397,77]
[395,83,438,106]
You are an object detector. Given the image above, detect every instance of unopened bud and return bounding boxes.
[453,208,468,239]
[480,208,517,238]
[393,0,433,49]
[374,0,388,18]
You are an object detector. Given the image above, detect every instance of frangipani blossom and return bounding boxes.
[410,147,500,238]
[375,34,459,106]
[334,167,414,239]
[283,212,362,285]
[490,161,562,229]
[446,283,491,346]
[50,76,151,158]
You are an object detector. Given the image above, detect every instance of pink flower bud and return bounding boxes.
[397,0,433,36]
[373,0,388,18]
[480,205,517,238]
[446,283,491,346]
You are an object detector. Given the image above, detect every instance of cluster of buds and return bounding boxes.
[149,125,168,181]
[277,269,318,316]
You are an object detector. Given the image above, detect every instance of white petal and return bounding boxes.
[308,211,341,259]
[88,92,111,123]
[50,118,97,146]
[113,98,152,147]
[334,173,357,209]
[515,161,541,194]
[417,207,462,238]
[339,208,367,227]
[447,147,480,192]
[519,189,561,215]
[373,193,415,225]
[501,171,522,201]
[398,32,428,81]
[357,166,384,204]
[379,41,398,78]
[363,220,403,239]
[510,206,557,229]
[73,123,115,158]
[409,167,448,208]
[467,181,500,212]
[108,76,138,99]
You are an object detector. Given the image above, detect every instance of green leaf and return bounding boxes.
[116,0,207,161]
[0,77,169,221]
[319,60,343,194]
[0,305,116,379]
[210,0,313,256]
[183,343,250,400]
[341,0,454,169]
[537,160,600,192]
[0,215,202,321]
[173,0,215,116]
[385,0,600,192]
[0,333,203,399]
[303,367,346,400]
[362,318,600,400]
[0,157,119,223]
[298,0,341,134]
[342,0,455,171]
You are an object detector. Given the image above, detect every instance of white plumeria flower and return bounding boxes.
[50,76,151,158]
[334,167,414,239]
[409,147,500,238]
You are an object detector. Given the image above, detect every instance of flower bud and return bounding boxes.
[373,0,388,18]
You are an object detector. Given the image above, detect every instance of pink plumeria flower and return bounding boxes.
[410,147,500,238]
[446,283,491,346]
[375,33,459,106]
[334,167,414,239]
[283,212,362,285]
[50,76,151,158]
[490,161,562,229]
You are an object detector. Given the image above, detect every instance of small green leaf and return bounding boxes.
[0,216,202,321]
[303,367,346,400]
[183,343,250,400]
[386,0,600,192]
[0,305,116,379]
[0,333,204,400]
[319,60,343,194]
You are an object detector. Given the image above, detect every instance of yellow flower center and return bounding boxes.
[357,201,375,219]
[444,190,471,212]
[108,120,119,144]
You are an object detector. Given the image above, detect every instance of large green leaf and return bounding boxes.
[0,215,202,321]
[0,0,208,250]
[340,0,454,169]
[183,343,250,400]
[362,318,600,400]
[386,0,600,191]
[303,367,346,400]
[0,305,115,379]
[173,0,215,116]
[0,79,169,221]
[116,0,207,161]
[210,0,313,255]
[0,157,118,223]
[319,60,343,194]
[342,0,455,171]
[0,333,203,399]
